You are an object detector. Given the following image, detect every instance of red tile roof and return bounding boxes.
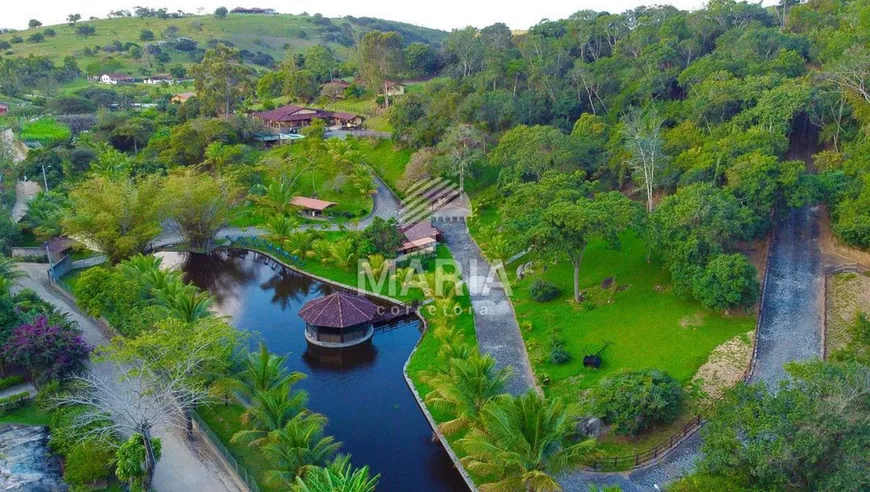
[252,104,360,124]
[298,291,379,328]
[401,221,440,242]
[290,196,337,211]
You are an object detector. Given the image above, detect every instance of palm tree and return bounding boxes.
[203,141,242,176]
[423,353,510,435]
[265,214,301,247]
[459,392,597,492]
[227,343,307,403]
[292,454,380,492]
[328,240,357,272]
[157,284,214,323]
[262,413,342,487]
[230,386,310,447]
[351,166,377,197]
[285,231,322,259]
[325,140,361,173]
[0,255,22,293]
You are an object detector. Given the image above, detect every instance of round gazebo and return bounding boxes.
[298,291,379,348]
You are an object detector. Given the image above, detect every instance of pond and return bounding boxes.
[156,249,466,491]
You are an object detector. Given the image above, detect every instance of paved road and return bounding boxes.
[12,263,243,492]
[437,220,538,395]
[558,206,825,490]
[11,181,40,223]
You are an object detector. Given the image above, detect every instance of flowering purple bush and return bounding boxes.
[3,316,91,382]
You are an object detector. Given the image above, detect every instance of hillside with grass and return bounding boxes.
[0,13,446,75]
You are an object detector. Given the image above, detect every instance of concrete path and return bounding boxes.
[11,181,40,223]
[12,263,242,492]
[437,220,538,395]
[558,206,825,490]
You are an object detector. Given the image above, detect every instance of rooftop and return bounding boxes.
[290,196,337,211]
[298,291,379,328]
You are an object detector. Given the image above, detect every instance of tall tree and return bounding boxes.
[503,172,643,302]
[622,106,667,213]
[63,176,162,263]
[159,169,243,250]
[357,31,405,108]
[190,43,254,118]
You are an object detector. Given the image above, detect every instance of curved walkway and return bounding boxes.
[12,263,243,492]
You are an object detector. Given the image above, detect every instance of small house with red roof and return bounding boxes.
[0,103,8,116]
[290,196,337,217]
[299,291,379,347]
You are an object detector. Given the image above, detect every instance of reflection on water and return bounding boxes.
[156,250,466,492]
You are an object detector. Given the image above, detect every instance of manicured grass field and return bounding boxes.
[0,402,52,426]
[510,233,754,397]
[20,118,71,145]
[355,140,412,197]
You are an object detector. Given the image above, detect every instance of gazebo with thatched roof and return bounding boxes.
[298,291,379,348]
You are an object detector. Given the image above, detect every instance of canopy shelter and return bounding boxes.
[299,291,379,348]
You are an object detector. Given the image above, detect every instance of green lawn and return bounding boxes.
[510,232,754,393]
[197,404,280,492]
[20,118,71,145]
[506,233,754,456]
[0,401,52,426]
[355,140,411,197]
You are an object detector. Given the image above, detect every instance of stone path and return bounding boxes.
[12,263,243,492]
[437,220,537,395]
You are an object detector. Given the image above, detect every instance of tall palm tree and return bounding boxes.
[459,392,597,492]
[351,166,377,197]
[292,454,380,492]
[262,413,342,488]
[423,353,510,435]
[230,386,310,447]
[227,343,307,403]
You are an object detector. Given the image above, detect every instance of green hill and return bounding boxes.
[1,13,446,75]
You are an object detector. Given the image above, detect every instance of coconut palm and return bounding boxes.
[423,353,510,435]
[262,413,342,487]
[325,140,361,173]
[328,240,357,272]
[311,239,333,265]
[361,254,387,279]
[231,386,310,447]
[285,231,322,259]
[265,214,302,247]
[156,284,214,323]
[351,166,377,197]
[292,454,380,492]
[459,392,597,492]
[226,343,307,403]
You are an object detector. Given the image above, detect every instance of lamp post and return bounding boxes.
[41,164,50,191]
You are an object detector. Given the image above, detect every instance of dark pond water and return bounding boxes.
[156,249,466,492]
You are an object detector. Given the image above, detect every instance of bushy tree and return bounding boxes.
[700,361,870,490]
[3,315,91,383]
[589,369,684,436]
[692,253,759,311]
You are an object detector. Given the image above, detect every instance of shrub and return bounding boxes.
[589,369,684,436]
[530,279,560,302]
[549,345,571,365]
[3,315,91,383]
[0,375,25,391]
[64,441,116,485]
[0,392,31,414]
